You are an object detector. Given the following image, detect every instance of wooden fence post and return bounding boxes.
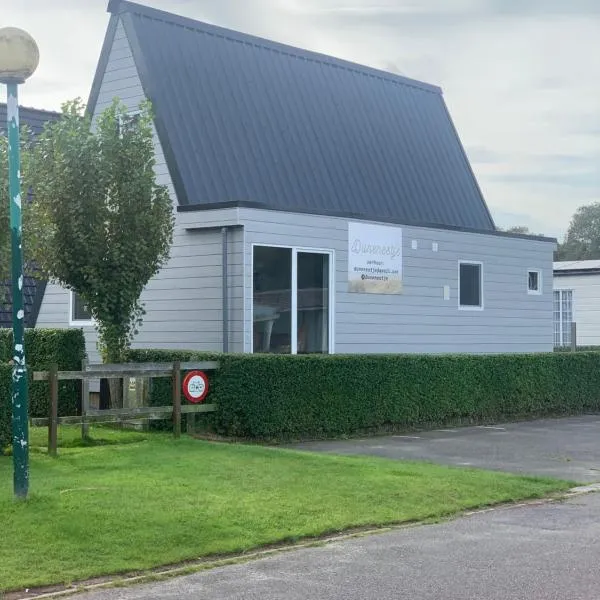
[571,322,577,352]
[48,364,59,457]
[81,359,90,441]
[172,361,181,439]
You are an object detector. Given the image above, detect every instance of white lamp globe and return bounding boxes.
[0,27,39,84]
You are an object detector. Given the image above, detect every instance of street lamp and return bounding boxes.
[0,27,39,499]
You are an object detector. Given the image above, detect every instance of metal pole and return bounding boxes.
[7,82,29,499]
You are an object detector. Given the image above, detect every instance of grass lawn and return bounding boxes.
[1,426,571,592]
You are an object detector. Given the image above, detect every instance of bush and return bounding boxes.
[126,350,600,441]
[0,329,87,419]
[554,345,600,352]
[0,364,10,453]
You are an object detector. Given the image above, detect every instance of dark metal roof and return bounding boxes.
[0,104,59,328]
[96,0,496,232]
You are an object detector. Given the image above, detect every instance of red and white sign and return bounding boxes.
[182,371,209,403]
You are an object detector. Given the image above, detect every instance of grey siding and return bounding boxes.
[240,208,554,353]
[37,19,244,356]
[553,273,600,345]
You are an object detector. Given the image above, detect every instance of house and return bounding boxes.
[0,104,60,330]
[553,260,600,347]
[34,0,557,360]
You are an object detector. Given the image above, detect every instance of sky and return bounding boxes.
[3,0,599,239]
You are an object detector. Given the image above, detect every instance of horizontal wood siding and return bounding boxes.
[553,273,600,345]
[240,208,554,353]
[36,19,245,355]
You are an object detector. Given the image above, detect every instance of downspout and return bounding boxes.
[222,227,229,352]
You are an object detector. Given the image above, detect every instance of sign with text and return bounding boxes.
[348,223,403,294]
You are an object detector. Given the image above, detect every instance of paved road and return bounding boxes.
[290,415,600,482]
[76,492,600,600]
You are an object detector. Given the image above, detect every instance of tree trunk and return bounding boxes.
[108,377,123,409]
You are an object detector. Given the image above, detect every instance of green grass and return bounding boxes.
[0,426,571,592]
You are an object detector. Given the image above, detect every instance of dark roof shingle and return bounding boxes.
[97,0,496,232]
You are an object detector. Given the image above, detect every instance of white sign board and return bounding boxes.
[348,223,403,294]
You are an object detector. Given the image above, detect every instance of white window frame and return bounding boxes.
[458,260,484,311]
[69,290,95,326]
[250,243,335,354]
[117,110,141,139]
[527,269,542,295]
[553,288,574,347]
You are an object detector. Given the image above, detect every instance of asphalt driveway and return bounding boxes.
[289,415,600,482]
[73,491,600,600]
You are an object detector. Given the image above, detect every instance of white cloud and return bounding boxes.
[2,0,599,239]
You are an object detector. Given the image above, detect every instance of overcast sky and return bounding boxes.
[4,0,599,239]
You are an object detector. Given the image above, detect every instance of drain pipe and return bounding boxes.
[222,227,229,352]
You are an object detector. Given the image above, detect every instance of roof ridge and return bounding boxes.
[108,0,441,95]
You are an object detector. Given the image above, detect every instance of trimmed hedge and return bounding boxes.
[0,364,10,452]
[127,349,600,441]
[554,345,600,352]
[0,328,87,419]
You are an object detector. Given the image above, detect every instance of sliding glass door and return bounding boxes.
[252,246,333,354]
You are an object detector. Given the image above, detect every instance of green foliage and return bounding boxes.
[0,431,568,591]
[128,350,600,440]
[0,364,10,453]
[0,125,43,290]
[0,328,86,422]
[554,345,600,352]
[27,99,174,364]
[556,202,600,260]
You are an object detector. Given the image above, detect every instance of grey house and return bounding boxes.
[35,0,556,360]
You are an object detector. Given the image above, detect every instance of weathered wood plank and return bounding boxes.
[48,364,59,457]
[33,361,219,382]
[173,361,182,439]
[31,404,216,426]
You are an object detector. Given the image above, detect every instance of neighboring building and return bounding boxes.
[0,104,60,330]
[553,260,600,347]
[35,0,556,360]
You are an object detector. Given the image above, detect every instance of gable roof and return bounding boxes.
[91,0,496,233]
[0,104,60,329]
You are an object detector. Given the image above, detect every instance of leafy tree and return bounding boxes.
[28,99,174,384]
[555,203,600,261]
[500,225,545,236]
[0,127,42,286]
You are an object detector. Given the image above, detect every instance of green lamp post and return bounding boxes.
[0,27,39,499]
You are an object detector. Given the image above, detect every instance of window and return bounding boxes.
[458,262,483,309]
[554,289,573,347]
[528,270,542,294]
[70,291,93,325]
[117,111,141,138]
[252,246,333,354]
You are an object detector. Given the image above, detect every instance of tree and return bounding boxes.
[0,127,43,285]
[500,225,545,236]
[555,203,600,261]
[28,99,174,400]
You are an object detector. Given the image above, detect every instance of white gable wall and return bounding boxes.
[553,272,600,346]
[36,19,244,361]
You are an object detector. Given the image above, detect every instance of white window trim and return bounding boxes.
[458,260,484,311]
[117,110,142,139]
[527,269,542,295]
[69,290,95,327]
[553,288,575,347]
[250,243,335,354]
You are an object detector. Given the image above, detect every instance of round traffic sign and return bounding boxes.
[182,370,209,403]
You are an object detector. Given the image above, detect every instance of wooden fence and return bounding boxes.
[32,361,218,456]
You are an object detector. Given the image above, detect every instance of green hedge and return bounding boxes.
[127,350,600,441]
[554,345,600,352]
[0,364,10,453]
[0,329,87,419]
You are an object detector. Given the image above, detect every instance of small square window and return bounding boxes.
[459,262,483,309]
[70,291,93,324]
[528,270,542,294]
